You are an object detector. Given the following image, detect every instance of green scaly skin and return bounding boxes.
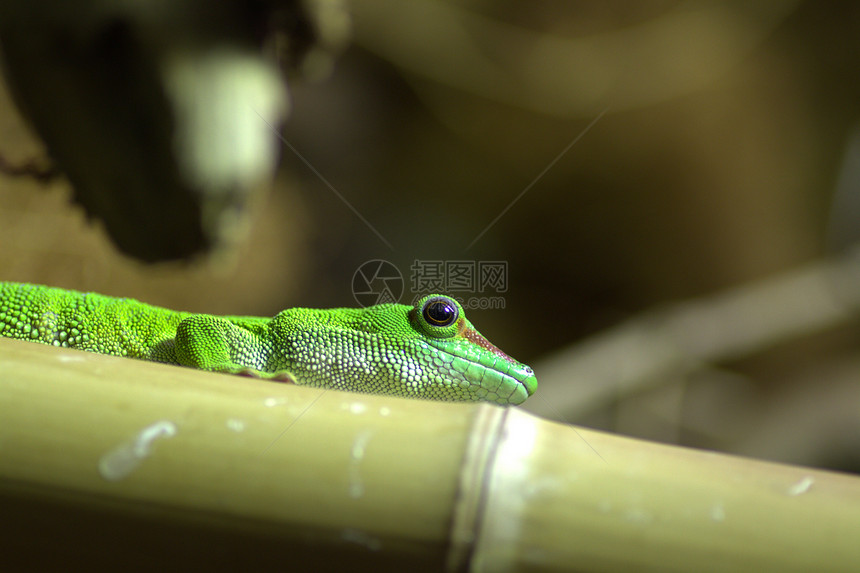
[0,282,537,405]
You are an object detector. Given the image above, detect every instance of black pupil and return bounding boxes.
[424,299,457,326]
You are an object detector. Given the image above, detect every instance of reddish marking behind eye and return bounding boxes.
[458,318,516,364]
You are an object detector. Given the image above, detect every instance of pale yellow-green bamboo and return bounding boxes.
[458,408,860,572]
[1,337,859,572]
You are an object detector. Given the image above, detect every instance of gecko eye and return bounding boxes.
[422,296,459,327]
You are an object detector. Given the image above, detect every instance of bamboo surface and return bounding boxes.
[1,337,859,572]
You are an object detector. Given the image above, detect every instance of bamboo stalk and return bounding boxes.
[1,337,858,571]
[458,409,860,572]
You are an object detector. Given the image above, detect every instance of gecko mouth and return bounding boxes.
[461,325,537,398]
[425,336,538,404]
[506,365,537,404]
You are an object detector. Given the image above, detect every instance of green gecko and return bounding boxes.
[0,282,537,405]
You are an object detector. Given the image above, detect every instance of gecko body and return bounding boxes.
[0,283,537,404]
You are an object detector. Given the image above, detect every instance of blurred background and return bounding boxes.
[1,1,859,473]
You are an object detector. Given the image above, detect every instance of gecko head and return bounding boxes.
[270,294,537,404]
[407,294,537,405]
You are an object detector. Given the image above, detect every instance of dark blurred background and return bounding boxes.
[1,1,859,472]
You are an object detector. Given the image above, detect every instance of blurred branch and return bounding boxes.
[526,246,860,420]
[733,360,860,465]
[350,0,801,116]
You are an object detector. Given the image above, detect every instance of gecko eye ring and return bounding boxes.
[422,296,459,327]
